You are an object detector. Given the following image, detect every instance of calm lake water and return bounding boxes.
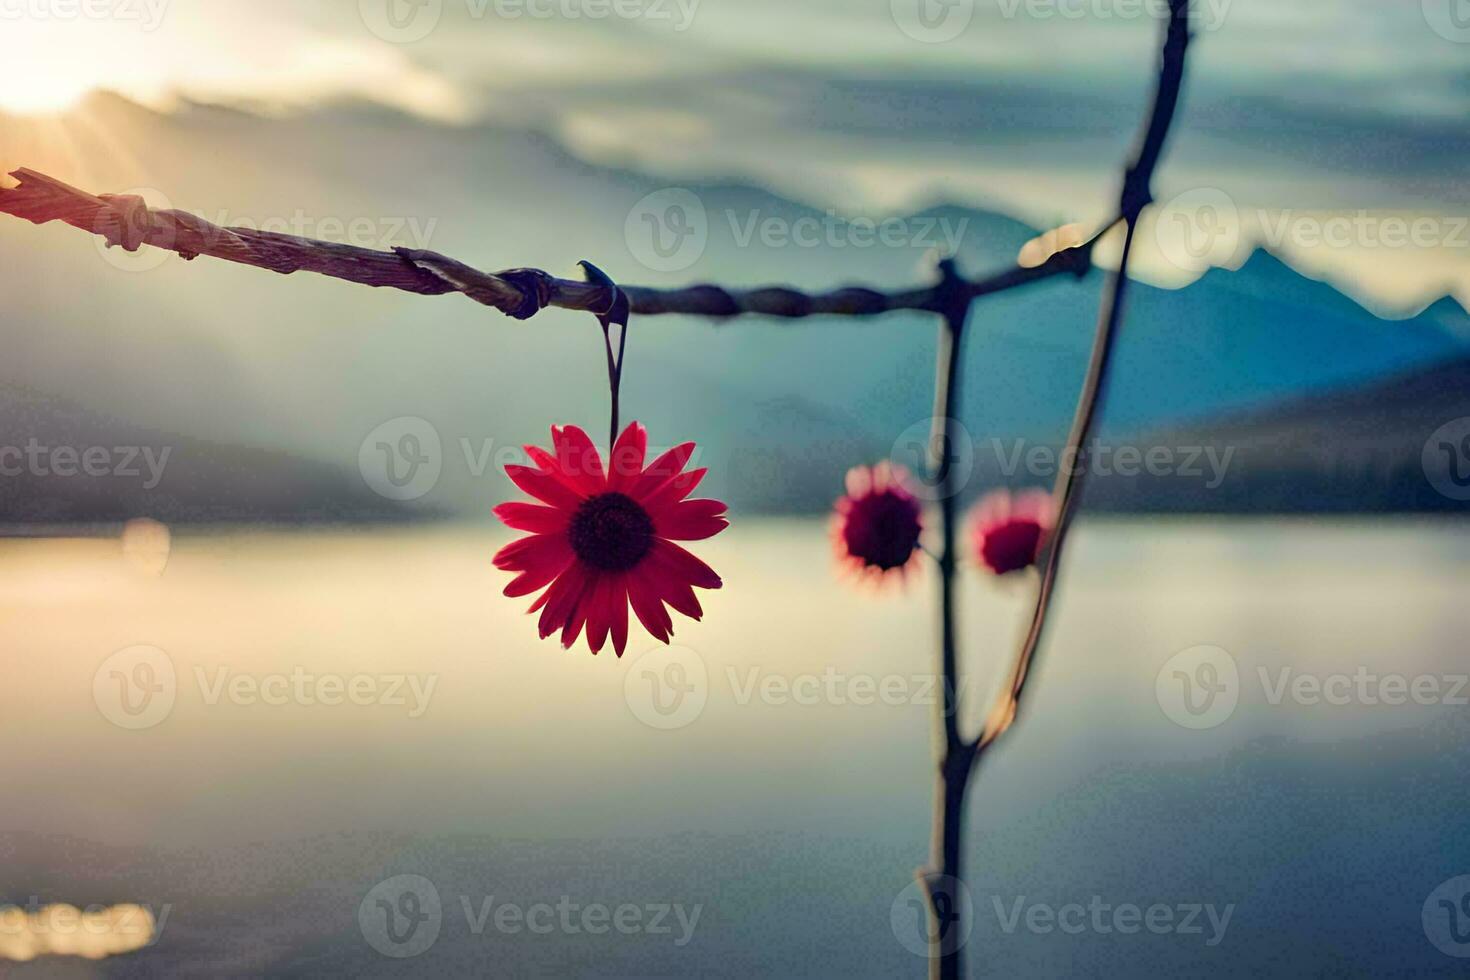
[2,519,1468,976]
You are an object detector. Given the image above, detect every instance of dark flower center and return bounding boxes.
[845,492,922,570]
[569,492,655,571]
[983,520,1043,574]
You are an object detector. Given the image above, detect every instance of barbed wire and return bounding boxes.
[0,167,1100,322]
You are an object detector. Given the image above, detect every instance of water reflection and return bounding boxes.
[0,519,1466,974]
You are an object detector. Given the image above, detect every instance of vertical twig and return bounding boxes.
[977,0,1192,752]
[919,5,1193,978]
[922,258,976,980]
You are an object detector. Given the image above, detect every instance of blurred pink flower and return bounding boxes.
[832,461,924,585]
[968,488,1054,576]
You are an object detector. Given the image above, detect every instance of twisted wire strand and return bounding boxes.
[0,168,1099,322]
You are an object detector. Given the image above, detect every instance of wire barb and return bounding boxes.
[0,167,1100,324]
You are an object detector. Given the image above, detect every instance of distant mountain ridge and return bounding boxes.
[1076,353,1470,514]
[0,382,424,527]
[2,95,1469,519]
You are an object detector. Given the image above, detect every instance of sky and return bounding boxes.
[0,0,1466,307]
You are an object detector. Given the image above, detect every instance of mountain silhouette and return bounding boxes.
[3,95,1468,519]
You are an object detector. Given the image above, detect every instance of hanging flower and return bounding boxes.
[493,422,727,656]
[832,461,924,584]
[968,488,1054,576]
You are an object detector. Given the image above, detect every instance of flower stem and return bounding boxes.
[922,260,974,980]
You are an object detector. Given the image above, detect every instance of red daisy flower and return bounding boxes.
[832,461,924,584]
[492,422,727,656]
[968,488,1055,576]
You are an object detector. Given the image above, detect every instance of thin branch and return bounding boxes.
[975,0,1193,753]
[921,259,976,980]
[0,167,1100,323]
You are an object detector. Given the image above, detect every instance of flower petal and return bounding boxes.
[642,468,708,512]
[553,425,606,494]
[493,502,569,534]
[627,568,672,643]
[660,577,704,621]
[492,532,568,571]
[522,444,583,490]
[654,498,730,541]
[498,536,573,596]
[607,422,648,492]
[628,442,695,499]
[560,572,597,649]
[585,573,620,654]
[608,574,630,657]
[505,463,584,510]
[537,564,589,639]
[650,539,723,590]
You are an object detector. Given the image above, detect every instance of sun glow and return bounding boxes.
[0,67,95,115]
[0,24,145,116]
[0,12,469,123]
